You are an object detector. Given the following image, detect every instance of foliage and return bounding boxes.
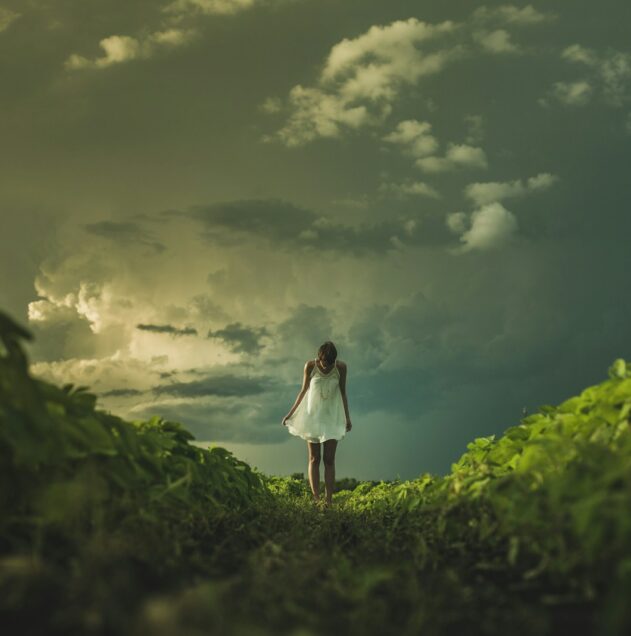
[1,308,631,635]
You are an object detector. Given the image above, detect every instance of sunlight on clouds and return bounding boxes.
[65,29,196,70]
[268,18,465,146]
[416,143,488,173]
[455,202,518,253]
[464,172,559,206]
[383,120,439,158]
[447,172,559,252]
[382,119,487,174]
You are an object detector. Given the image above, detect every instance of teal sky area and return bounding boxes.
[1,0,631,479]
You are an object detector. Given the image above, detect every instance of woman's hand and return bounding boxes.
[345,418,352,432]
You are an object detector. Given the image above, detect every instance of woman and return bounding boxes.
[282,341,352,507]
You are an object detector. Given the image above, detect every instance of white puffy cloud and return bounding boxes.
[447,172,559,252]
[472,28,519,54]
[267,8,556,146]
[382,120,439,157]
[464,172,559,206]
[455,202,518,252]
[416,143,488,173]
[65,29,197,70]
[268,18,466,145]
[268,85,374,146]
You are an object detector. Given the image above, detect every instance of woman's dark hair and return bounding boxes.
[317,341,337,365]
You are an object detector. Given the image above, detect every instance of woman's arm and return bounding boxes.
[338,361,352,430]
[282,360,313,424]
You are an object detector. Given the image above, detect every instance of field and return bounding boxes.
[2,308,631,636]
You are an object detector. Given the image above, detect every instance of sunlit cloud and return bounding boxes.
[266,18,465,146]
[65,29,197,70]
[416,144,488,173]
[464,172,559,206]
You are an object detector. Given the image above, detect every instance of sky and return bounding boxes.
[1,0,631,480]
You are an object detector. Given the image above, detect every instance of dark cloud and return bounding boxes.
[207,321,269,355]
[100,387,144,397]
[83,221,166,253]
[262,303,338,373]
[177,199,453,255]
[136,323,197,336]
[151,373,272,397]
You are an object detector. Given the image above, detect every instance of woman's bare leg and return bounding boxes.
[323,439,337,506]
[307,442,321,501]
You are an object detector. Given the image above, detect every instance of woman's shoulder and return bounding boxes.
[335,359,347,369]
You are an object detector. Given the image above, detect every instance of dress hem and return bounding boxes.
[285,423,346,443]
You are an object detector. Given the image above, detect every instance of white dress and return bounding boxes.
[285,358,347,443]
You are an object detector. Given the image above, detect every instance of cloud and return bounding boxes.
[471,4,557,26]
[266,18,466,146]
[136,323,198,336]
[65,28,197,70]
[382,120,439,158]
[379,181,441,199]
[416,143,488,173]
[447,172,559,252]
[184,198,453,253]
[163,0,258,17]
[446,211,467,234]
[472,28,519,54]
[464,172,559,205]
[546,80,593,106]
[561,43,599,66]
[83,221,166,253]
[266,8,555,146]
[543,44,631,109]
[207,322,270,354]
[383,119,487,173]
[100,387,144,398]
[30,353,170,397]
[454,202,519,252]
[152,373,270,397]
[0,6,19,32]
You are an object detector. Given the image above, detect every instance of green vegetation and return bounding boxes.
[1,308,631,635]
